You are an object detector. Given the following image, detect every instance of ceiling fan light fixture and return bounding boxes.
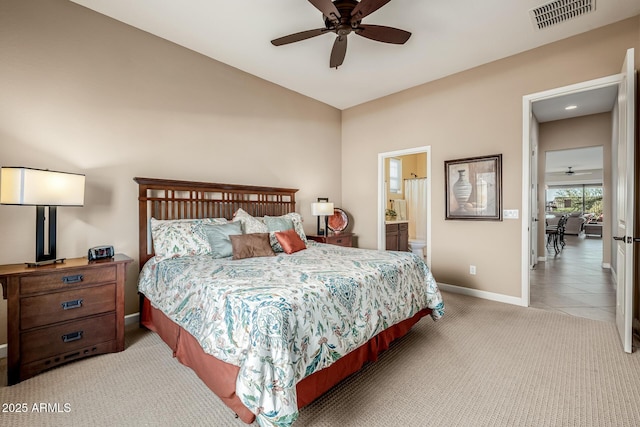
[271,0,411,68]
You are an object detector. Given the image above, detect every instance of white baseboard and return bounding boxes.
[0,313,141,360]
[125,312,140,326]
[438,282,525,307]
[602,262,611,269]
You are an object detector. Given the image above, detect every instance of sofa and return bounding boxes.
[546,212,587,235]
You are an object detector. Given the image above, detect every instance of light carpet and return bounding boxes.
[1,291,639,426]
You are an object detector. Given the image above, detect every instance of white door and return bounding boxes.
[614,48,635,353]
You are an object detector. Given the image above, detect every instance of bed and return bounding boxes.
[134,177,444,427]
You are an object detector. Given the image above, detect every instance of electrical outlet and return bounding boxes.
[470,265,476,275]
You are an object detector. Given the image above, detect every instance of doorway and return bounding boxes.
[531,146,613,321]
[521,73,621,306]
[377,146,432,267]
[522,48,636,353]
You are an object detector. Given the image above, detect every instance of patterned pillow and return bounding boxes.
[151,217,227,261]
[232,208,268,233]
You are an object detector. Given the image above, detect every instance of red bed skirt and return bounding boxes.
[141,297,430,424]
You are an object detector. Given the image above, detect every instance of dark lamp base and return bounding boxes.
[26,258,66,268]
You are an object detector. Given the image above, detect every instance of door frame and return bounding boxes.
[377,146,432,266]
[521,74,622,307]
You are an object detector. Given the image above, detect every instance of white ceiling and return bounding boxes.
[69,0,640,110]
[532,85,619,123]
[546,146,603,173]
[545,146,604,185]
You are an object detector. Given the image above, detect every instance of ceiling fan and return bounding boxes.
[551,167,593,176]
[271,0,411,69]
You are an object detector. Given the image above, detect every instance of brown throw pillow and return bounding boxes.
[230,233,275,260]
[275,228,306,254]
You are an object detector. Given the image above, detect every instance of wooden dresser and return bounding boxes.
[0,254,132,385]
[307,233,354,247]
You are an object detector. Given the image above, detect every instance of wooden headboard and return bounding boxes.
[134,177,298,267]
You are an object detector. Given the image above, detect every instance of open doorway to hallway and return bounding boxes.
[531,139,612,323]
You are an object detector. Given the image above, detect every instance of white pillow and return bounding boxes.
[232,208,268,233]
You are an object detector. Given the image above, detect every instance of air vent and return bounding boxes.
[530,0,596,30]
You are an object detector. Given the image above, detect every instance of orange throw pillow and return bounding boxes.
[275,228,307,254]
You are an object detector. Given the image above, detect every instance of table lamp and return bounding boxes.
[311,200,334,237]
[0,167,85,267]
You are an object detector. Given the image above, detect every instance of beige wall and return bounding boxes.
[537,113,613,264]
[342,17,639,297]
[0,1,342,344]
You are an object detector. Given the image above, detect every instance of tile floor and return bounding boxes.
[530,233,615,323]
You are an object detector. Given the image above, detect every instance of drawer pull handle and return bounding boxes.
[61,331,83,343]
[61,299,83,310]
[62,274,83,284]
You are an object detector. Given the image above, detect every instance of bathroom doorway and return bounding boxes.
[377,146,432,267]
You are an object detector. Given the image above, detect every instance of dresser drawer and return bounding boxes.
[328,235,352,247]
[20,283,116,330]
[19,265,117,295]
[21,340,117,381]
[20,313,116,364]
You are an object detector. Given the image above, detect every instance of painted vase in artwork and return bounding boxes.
[453,169,472,210]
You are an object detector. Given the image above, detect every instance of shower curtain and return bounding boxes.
[405,178,427,240]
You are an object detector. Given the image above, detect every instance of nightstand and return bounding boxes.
[307,233,354,247]
[0,254,132,385]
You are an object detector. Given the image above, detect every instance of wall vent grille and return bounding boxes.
[530,0,595,30]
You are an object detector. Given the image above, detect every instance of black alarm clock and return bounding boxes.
[88,245,115,261]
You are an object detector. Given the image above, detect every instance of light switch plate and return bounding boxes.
[503,209,519,219]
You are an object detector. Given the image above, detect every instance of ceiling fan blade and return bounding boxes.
[308,0,341,22]
[351,0,391,22]
[271,28,328,46]
[330,35,348,68]
[355,24,411,44]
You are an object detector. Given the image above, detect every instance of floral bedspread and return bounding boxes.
[138,243,444,427]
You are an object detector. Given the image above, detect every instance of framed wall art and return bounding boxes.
[445,154,502,220]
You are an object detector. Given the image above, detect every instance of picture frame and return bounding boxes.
[445,154,502,221]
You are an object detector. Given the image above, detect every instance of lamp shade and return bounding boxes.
[311,202,334,216]
[0,167,85,206]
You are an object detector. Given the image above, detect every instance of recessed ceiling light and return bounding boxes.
[565,105,577,110]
